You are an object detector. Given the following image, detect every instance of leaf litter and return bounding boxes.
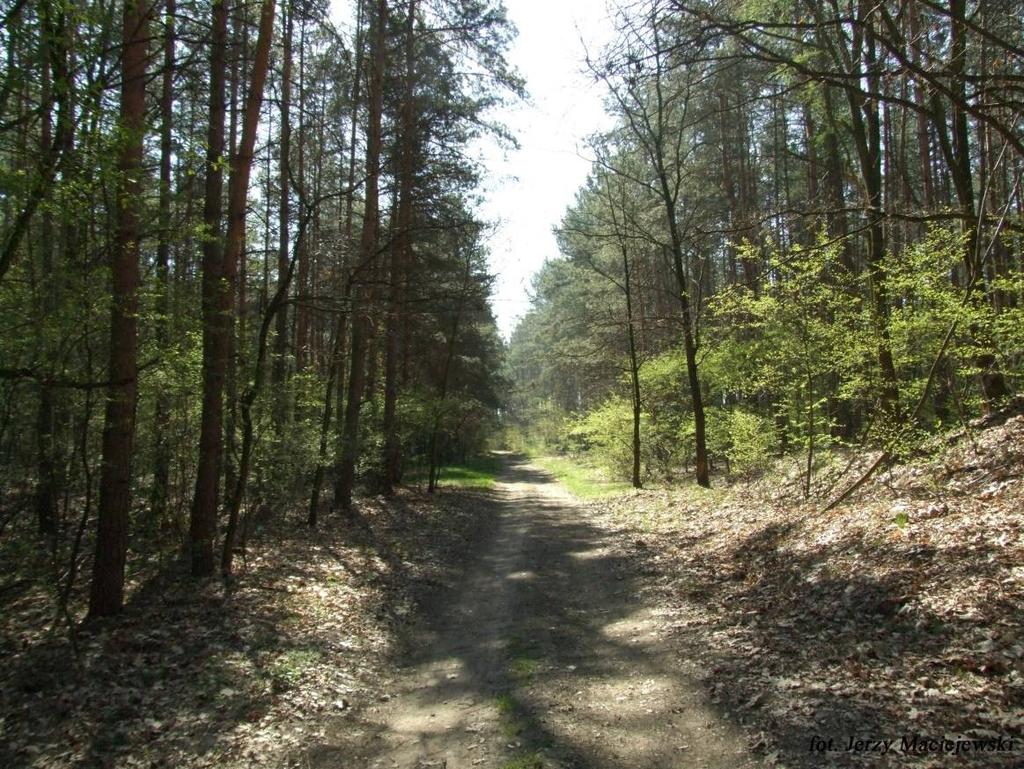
[586,410,1024,768]
[0,488,495,769]
[2,411,1021,768]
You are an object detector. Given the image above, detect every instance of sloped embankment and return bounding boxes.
[590,412,1024,768]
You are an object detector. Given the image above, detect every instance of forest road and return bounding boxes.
[318,454,764,769]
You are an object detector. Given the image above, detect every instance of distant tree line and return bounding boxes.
[507,0,1023,494]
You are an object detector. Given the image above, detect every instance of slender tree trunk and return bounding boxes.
[335,0,387,511]
[658,175,709,488]
[427,285,464,493]
[294,18,310,372]
[0,1,71,284]
[88,0,147,617]
[215,0,277,575]
[35,15,58,543]
[820,86,853,272]
[223,0,245,515]
[609,14,710,488]
[844,6,901,416]
[624,255,642,489]
[328,0,363,510]
[272,0,293,404]
[382,0,416,494]
[336,301,369,509]
[151,0,175,524]
[189,0,230,577]
[602,175,642,489]
[222,217,297,574]
[308,313,345,527]
[937,0,1009,408]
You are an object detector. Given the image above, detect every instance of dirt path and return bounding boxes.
[317,456,765,769]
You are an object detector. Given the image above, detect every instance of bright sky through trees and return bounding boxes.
[477,0,616,338]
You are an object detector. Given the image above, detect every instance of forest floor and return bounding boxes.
[2,411,1022,769]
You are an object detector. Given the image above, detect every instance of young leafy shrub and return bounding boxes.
[504,397,571,455]
[566,396,644,480]
[259,370,328,507]
[725,409,775,473]
[638,348,689,478]
[708,236,867,491]
[888,225,1014,433]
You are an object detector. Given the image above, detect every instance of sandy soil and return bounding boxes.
[312,455,765,769]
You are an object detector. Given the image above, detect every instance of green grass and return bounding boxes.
[509,655,540,680]
[530,454,634,499]
[495,693,517,716]
[505,633,543,681]
[405,453,502,490]
[499,754,544,769]
[495,693,525,737]
[267,648,322,692]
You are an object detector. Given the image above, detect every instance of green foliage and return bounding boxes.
[888,226,1010,423]
[722,408,776,473]
[710,237,864,456]
[503,399,570,455]
[529,455,633,498]
[267,648,322,693]
[404,454,502,489]
[565,396,641,480]
[499,754,545,769]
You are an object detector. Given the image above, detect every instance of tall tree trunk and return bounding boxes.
[88,0,147,617]
[150,0,175,525]
[189,0,230,577]
[223,0,245,519]
[34,12,58,543]
[820,86,853,272]
[382,0,416,494]
[844,5,901,416]
[335,0,387,511]
[658,175,709,488]
[328,0,364,511]
[624,251,642,489]
[215,0,277,574]
[294,18,310,372]
[602,175,642,489]
[222,213,298,575]
[935,0,1009,408]
[272,0,293,405]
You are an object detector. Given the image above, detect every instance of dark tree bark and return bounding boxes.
[0,1,71,284]
[599,173,642,489]
[150,0,175,524]
[843,4,901,416]
[34,12,58,543]
[324,0,364,516]
[334,0,387,511]
[597,10,710,487]
[88,0,148,617]
[189,0,230,577]
[272,0,294,404]
[308,312,345,527]
[382,0,416,494]
[930,0,1009,408]
[215,0,277,575]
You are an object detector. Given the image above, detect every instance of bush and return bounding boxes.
[725,409,775,473]
[566,396,645,480]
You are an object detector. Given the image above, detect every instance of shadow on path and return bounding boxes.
[310,455,763,769]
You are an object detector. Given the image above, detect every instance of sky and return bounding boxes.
[475,0,617,339]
